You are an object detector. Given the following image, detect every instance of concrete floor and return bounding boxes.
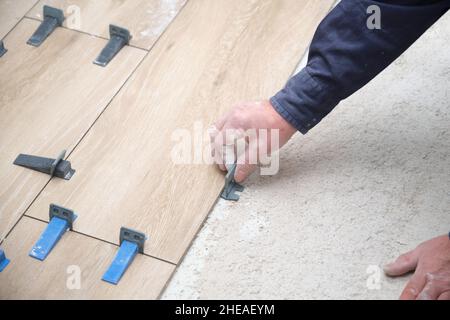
[162,11,450,300]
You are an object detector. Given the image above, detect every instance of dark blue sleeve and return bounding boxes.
[271,0,449,134]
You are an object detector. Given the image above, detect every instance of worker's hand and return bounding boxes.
[384,234,450,300]
[209,100,296,183]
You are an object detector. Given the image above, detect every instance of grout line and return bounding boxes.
[64,50,149,160]
[23,214,177,266]
[1,18,22,42]
[24,16,108,41]
[0,176,52,244]
[0,5,41,241]
[2,0,191,265]
[1,0,40,42]
[23,16,149,52]
[24,0,43,18]
[64,0,190,161]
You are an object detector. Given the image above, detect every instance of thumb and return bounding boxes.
[384,248,419,277]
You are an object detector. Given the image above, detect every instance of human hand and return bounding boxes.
[384,234,450,300]
[209,100,296,183]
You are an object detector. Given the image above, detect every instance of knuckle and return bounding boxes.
[230,110,249,125]
[406,285,418,296]
[230,113,244,124]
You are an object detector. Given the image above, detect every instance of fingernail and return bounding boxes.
[383,263,394,273]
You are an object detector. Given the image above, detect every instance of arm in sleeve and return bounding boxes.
[271,0,450,134]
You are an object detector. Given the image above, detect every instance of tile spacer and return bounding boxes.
[14,149,75,180]
[93,25,131,67]
[29,204,77,261]
[0,249,10,272]
[27,5,65,47]
[0,40,7,57]
[221,163,244,201]
[102,227,147,285]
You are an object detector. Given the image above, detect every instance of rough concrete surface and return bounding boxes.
[162,12,450,299]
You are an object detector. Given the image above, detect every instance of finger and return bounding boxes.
[417,274,444,300]
[400,272,427,300]
[438,291,450,300]
[235,160,257,183]
[213,139,227,171]
[214,125,243,171]
[212,125,231,171]
[234,142,257,183]
[214,110,232,131]
[384,249,419,277]
[208,125,220,157]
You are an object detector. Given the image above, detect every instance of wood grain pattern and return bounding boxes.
[0,18,145,242]
[0,217,175,299]
[0,0,38,39]
[26,0,333,264]
[26,0,187,50]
